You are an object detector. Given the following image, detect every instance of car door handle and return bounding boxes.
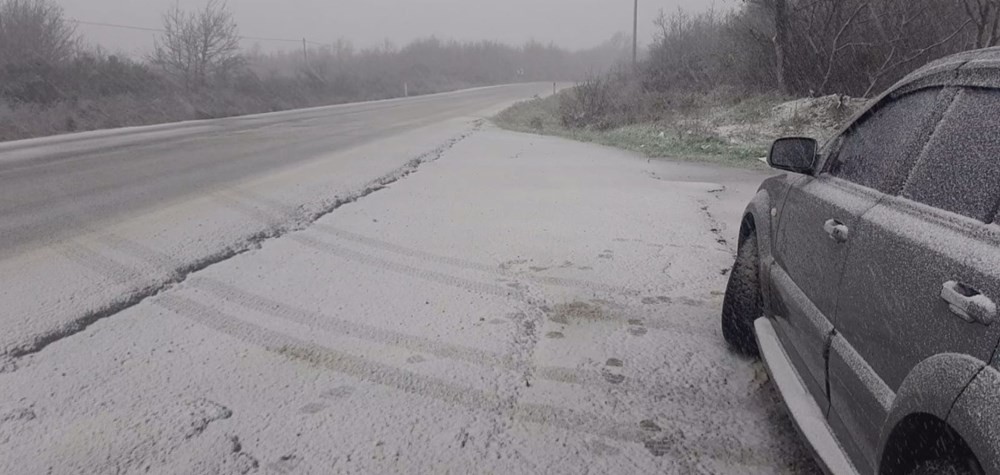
[823,219,849,243]
[941,281,997,325]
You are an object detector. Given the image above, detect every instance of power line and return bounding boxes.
[70,19,164,34]
[69,19,328,46]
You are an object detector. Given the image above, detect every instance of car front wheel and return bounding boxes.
[721,231,762,357]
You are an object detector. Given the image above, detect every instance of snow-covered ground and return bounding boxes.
[0,84,554,363]
[0,119,817,473]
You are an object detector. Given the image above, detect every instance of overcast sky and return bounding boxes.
[58,0,731,56]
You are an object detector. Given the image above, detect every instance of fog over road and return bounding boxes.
[0,86,817,473]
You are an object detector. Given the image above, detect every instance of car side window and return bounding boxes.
[827,88,944,194]
[902,88,1000,223]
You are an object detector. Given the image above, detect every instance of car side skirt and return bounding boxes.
[755,317,860,475]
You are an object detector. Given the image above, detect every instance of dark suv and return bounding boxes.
[722,48,1000,475]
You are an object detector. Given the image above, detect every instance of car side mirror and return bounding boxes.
[768,137,818,174]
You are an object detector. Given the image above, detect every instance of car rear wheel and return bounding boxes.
[722,231,762,356]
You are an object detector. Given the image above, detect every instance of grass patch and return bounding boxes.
[493,92,769,169]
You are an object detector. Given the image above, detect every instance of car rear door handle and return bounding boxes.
[823,219,849,243]
[941,281,997,325]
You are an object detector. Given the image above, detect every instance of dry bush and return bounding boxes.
[0,0,77,104]
[0,0,75,67]
[559,69,657,130]
[558,0,1000,137]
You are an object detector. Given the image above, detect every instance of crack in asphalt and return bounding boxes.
[697,198,737,258]
[2,125,480,368]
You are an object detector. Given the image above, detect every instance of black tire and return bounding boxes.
[721,231,762,356]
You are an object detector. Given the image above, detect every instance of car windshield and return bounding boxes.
[2,0,997,473]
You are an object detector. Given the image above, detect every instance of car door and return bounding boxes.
[829,87,1000,473]
[771,87,948,412]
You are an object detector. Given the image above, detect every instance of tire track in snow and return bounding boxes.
[154,293,785,468]
[228,190,628,296]
[212,192,526,299]
[3,129,478,363]
[59,243,153,288]
[57,213,184,274]
[287,233,523,300]
[193,277,519,371]
[191,278,761,424]
[311,222,496,274]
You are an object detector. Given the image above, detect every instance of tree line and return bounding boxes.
[554,0,1000,132]
[645,0,1000,98]
[0,0,629,140]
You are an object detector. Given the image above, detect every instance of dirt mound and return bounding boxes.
[713,94,869,149]
[771,94,869,133]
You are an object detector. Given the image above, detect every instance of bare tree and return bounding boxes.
[962,0,1000,48]
[151,0,243,90]
[0,0,76,68]
[646,9,721,91]
[745,0,790,93]
[861,0,971,96]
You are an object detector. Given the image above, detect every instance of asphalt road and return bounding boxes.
[0,86,818,473]
[0,84,553,256]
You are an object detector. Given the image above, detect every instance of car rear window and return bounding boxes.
[902,88,1000,223]
[828,88,944,194]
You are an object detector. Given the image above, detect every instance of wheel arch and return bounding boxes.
[944,365,1000,475]
[740,189,773,261]
[740,190,775,312]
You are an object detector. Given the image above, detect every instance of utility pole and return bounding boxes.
[633,0,638,64]
[303,38,308,65]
